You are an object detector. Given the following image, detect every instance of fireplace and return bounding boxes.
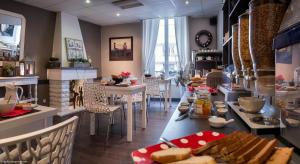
[47,68,97,116]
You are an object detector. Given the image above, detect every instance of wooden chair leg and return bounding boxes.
[134,104,137,131]
[97,113,101,136]
[123,104,126,120]
[120,108,123,137]
[106,113,112,145]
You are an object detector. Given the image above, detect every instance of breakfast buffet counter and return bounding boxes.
[0,105,57,139]
[160,91,300,163]
[160,92,248,139]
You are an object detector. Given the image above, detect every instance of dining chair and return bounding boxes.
[83,82,124,144]
[0,116,78,164]
[142,76,164,109]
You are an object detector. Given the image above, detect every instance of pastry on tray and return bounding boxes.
[150,147,216,164]
[16,103,32,109]
[168,156,216,164]
[151,148,192,163]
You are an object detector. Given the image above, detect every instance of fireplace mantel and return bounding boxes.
[47,67,97,81]
[47,67,97,115]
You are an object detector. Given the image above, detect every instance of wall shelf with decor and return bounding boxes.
[222,0,251,66]
[0,76,39,104]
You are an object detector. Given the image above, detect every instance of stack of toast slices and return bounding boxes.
[193,131,294,164]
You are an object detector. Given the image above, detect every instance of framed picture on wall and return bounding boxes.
[65,38,84,60]
[109,36,133,61]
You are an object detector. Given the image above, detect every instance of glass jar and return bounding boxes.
[238,11,252,73]
[232,24,242,76]
[249,0,289,71]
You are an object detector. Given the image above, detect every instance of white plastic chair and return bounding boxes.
[83,82,124,144]
[143,76,164,109]
[0,116,78,164]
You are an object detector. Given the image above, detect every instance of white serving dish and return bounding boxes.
[238,97,265,113]
[217,108,228,115]
[208,116,234,128]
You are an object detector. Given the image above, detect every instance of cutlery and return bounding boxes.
[175,112,189,121]
[159,137,178,148]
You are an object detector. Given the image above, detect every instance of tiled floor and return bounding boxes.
[72,100,179,164]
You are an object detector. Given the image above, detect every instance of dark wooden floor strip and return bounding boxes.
[72,101,178,164]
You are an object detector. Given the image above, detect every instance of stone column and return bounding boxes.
[49,80,70,111]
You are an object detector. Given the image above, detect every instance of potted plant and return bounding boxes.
[69,58,90,68]
[2,63,15,77]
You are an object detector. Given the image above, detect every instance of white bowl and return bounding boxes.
[178,106,189,113]
[214,101,224,105]
[208,116,234,128]
[216,104,226,108]
[180,102,190,106]
[238,97,265,113]
[217,108,228,115]
[187,97,196,103]
[0,101,16,114]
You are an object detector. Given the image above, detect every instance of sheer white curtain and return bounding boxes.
[174,16,189,71]
[142,18,160,75]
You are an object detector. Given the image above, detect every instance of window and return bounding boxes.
[154,18,179,77]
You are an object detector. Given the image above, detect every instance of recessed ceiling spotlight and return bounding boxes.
[116,13,120,17]
[85,0,91,4]
[185,0,189,5]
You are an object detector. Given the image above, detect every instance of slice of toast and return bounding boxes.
[221,134,255,160]
[236,138,269,163]
[247,139,278,164]
[210,131,248,155]
[168,156,216,164]
[265,147,293,164]
[151,148,192,163]
[226,136,260,162]
[221,133,254,156]
[193,131,240,155]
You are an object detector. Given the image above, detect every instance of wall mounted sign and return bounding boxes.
[109,36,133,61]
[65,38,84,60]
[195,30,213,48]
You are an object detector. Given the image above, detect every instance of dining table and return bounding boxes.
[89,84,147,142]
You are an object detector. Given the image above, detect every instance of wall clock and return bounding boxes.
[195,30,213,48]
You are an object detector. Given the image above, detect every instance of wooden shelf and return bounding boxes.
[223,36,232,47]
[20,98,37,103]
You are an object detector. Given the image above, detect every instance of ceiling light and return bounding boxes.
[85,0,91,4]
[116,13,120,17]
[185,0,189,5]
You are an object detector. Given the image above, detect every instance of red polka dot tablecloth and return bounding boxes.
[131,130,225,163]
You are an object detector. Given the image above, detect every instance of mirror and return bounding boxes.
[0,9,25,61]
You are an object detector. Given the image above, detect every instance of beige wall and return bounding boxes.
[101,22,142,77]
[79,20,101,77]
[189,17,217,51]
